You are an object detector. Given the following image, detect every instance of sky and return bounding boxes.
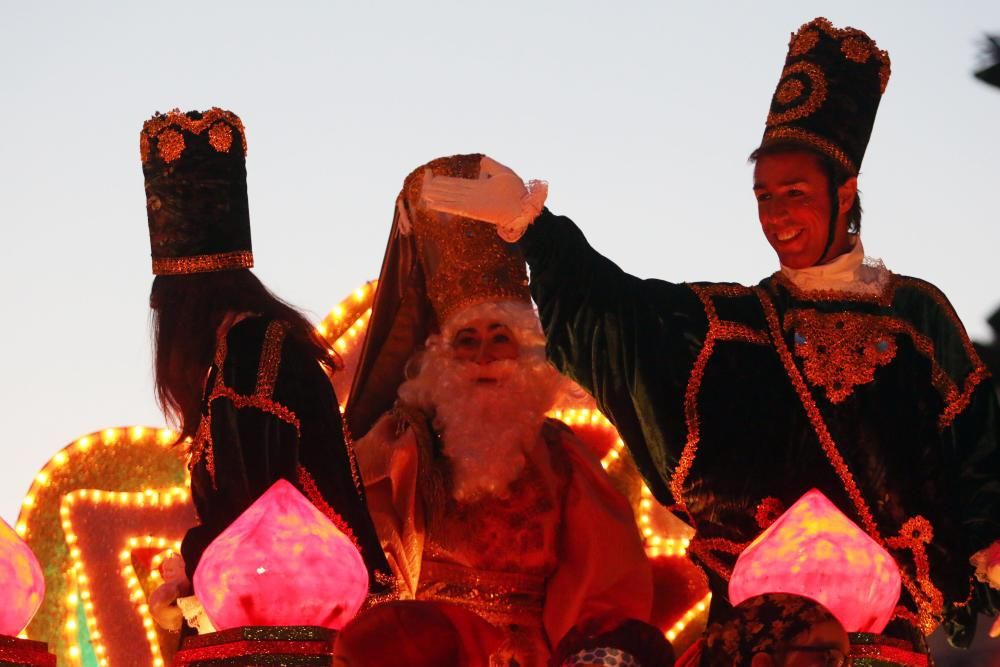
[1,1,999,526]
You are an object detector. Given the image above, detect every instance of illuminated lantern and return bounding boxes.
[729,489,901,633]
[194,479,368,630]
[0,516,44,636]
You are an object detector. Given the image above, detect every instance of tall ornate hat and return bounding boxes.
[403,154,531,324]
[140,108,253,275]
[758,18,891,174]
[345,154,531,437]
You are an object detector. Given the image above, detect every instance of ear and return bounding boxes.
[751,652,776,667]
[837,176,858,215]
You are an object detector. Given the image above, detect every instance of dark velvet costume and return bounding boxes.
[519,209,1000,648]
[180,316,394,600]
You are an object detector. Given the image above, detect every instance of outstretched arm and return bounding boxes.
[422,157,709,503]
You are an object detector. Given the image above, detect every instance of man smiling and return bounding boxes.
[422,17,1000,658]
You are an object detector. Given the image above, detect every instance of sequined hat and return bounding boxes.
[344,154,531,438]
[401,154,531,326]
[140,108,253,275]
[758,18,891,174]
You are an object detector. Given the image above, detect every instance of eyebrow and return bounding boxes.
[754,179,809,190]
[487,323,508,331]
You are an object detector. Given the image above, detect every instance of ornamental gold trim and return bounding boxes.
[766,61,828,127]
[761,126,857,174]
[140,107,247,164]
[151,250,253,276]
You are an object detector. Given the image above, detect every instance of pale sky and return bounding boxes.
[1,0,999,526]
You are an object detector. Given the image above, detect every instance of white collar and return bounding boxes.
[779,237,889,296]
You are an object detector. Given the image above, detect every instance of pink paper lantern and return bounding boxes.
[729,489,901,633]
[194,479,369,630]
[0,517,45,635]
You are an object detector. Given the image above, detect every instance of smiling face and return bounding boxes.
[753,150,856,269]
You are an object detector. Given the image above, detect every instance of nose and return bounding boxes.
[473,345,497,366]
[761,200,789,227]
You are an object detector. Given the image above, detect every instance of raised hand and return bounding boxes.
[420,156,528,225]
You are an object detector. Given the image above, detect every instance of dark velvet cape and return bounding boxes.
[180,316,393,601]
[520,210,1000,649]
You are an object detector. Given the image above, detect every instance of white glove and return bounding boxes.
[421,156,547,242]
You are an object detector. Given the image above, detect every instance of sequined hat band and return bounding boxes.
[152,250,254,276]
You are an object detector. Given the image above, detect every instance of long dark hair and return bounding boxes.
[151,269,333,442]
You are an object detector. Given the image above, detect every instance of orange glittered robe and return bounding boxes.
[356,407,653,667]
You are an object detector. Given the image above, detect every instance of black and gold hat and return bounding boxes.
[140,108,253,275]
[401,154,531,326]
[758,18,891,174]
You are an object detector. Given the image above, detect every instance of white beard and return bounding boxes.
[399,354,561,503]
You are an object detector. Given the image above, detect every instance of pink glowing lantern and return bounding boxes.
[194,479,368,630]
[729,489,901,633]
[0,517,45,635]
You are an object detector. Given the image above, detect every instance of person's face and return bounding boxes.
[777,619,851,667]
[451,319,520,371]
[753,151,854,270]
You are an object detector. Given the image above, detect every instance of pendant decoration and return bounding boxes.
[785,309,897,403]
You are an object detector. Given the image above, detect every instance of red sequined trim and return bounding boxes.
[850,643,928,666]
[771,270,898,306]
[901,278,989,427]
[211,385,302,433]
[757,287,944,633]
[896,278,989,429]
[788,28,820,56]
[152,250,254,276]
[341,418,365,499]
[671,284,767,511]
[687,536,750,581]
[758,287,880,537]
[808,17,891,94]
[671,285,721,511]
[187,414,215,483]
[296,465,361,553]
[256,321,287,399]
[157,128,185,163]
[785,310,899,403]
[761,126,856,174]
[767,61,828,126]
[717,322,769,345]
[140,107,247,163]
[773,274,988,428]
[887,517,943,635]
[188,323,300,489]
[207,122,234,154]
[755,497,785,530]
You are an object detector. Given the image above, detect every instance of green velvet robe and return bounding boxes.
[181,317,394,603]
[520,209,1000,648]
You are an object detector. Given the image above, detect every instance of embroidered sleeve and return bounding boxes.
[895,278,989,428]
[519,210,714,503]
[189,321,301,489]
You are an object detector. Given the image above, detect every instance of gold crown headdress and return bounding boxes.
[399,154,531,326]
[345,154,532,438]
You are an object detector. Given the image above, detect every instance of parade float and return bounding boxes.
[13,282,708,666]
